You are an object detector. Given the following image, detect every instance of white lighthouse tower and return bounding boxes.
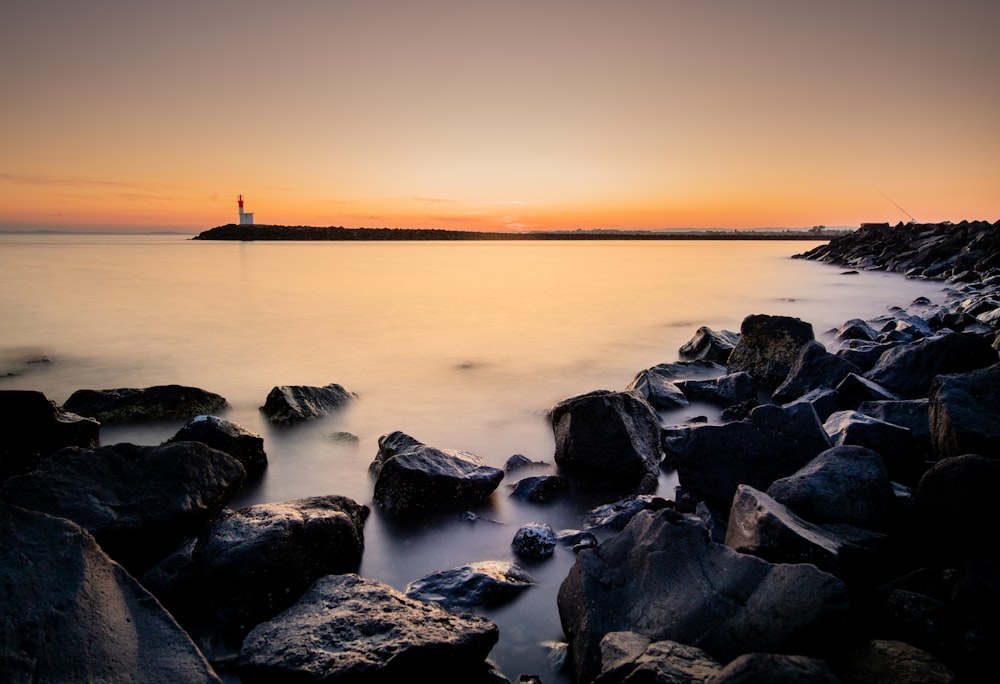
[237,194,254,225]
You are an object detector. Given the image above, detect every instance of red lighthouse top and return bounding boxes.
[238,194,244,209]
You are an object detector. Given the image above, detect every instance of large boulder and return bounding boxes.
[63,384,229,423]
[142,495,368,646]
[592,632,722,684]
[2,441,245,571]
[548,390,662,493]
[557,509,849,683]
[677,326,739,363]
[822,410,923,486]
[0,502,221,683]
[668,403,831,510]
[727,314,815,390]
[928,364,1000,460]
[0,390,99,481]
[771,340,861,404]
[238,574,500,683]
[166,414,268,478]
[405,560,534,611]
[259,383,355,424]
[369,432,504,517]
[862,333,997,399]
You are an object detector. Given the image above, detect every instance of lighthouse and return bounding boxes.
[237,194,255,225]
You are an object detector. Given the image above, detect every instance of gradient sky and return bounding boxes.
[2,1,998,232]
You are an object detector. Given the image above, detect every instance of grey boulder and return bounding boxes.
[259,383,355,423]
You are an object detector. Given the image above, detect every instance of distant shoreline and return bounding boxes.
[193,224,843,242]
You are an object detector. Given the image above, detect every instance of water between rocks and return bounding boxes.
[0,234,947,681]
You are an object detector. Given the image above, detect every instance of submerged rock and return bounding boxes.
[259,383,355,423]
[512,522,558,559]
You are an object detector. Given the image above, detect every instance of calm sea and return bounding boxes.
[0,234,947,680]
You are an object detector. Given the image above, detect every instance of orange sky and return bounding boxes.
[2,1,998,232]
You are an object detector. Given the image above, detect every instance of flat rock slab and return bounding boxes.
[259,383,355,424]
[238,573,499,683]
[63,384,229,423]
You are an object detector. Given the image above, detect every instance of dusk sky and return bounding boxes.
[2,1,998,232]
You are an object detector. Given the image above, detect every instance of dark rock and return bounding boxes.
[557,529,599,551]
[727,314,815,390]
[771,340,860,404]
[370,431,504,517]
[259,383,355,423]
[719,399,760,422]
[141,495,368,646]
[835,372,902,408]
[858,399,932,459]
[2,441,245,571]
[710,653,839,684]
[0,501,221,683]
[834,639,956,684]
[835,341,899,373]
[676,371,756,406]
[557,509,849,683]
[548,390,662,493]
[63,384,229,423]
[626,368,689,410]
[406,560,534,611]
[0,390,99,480]
[781,387,841,423]
[766,445,895,531]
[928,364,1000,460]
[512,522,557,559]
[582,494,672,531]
[677,326,739,364]
[166,414,267,478]
[834,318,881,344]
[669,403,832,510]
[592,632,721,684]
[863,333,997,400]
[509,475,569,503]
[504,454,548,473]
[238,574,499,683]
[823,410,923,486]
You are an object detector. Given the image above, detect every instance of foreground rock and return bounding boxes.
[928,363,1000,459]
[143,495,368,646]
[548,390,662,493]
[862,333,997,400]
[711,653,839,684]
[0,389,99,480]
[405,560,534,611]
[2,441,245,571]
[557,509,849,683]
[167,414,268,478]
[63,384,229,423]
[259,382,355,423]
[369,431,504,517]
[0,502,221,683]
[727,314,815,390]
[238,573,500,683]
[592,632,721,683]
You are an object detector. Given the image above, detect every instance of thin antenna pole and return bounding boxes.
[879,192,916,223]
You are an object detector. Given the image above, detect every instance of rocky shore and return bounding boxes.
[2,220,999,683]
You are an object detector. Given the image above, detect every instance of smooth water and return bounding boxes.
[0,234,947,680]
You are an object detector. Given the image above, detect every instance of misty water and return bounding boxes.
[0,234,948,680]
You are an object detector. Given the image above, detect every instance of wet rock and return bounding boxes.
[548,390,662,493]
[63,384,229,423]
[823,410,923,486]
[582,494,673,531]
[834,639,956,684]
[592,632,721,684]
[727,314,815,390]
[406,560,534,611]
[557,509,849,683]
[836,341,899,373]
[834,318,881,344]
[0,501,221,683]
[509,475,569,503]
[862,333,997,400]
[2,441,245,572]
[259,382,355,423]
[677,326,739,363]
[835,372,902,408]
[0,389,99,481]
[238,574,499,684]
[771,340,860,404]
[781,387,841,423]
[626,368,689,410]
[166,414,267,478]
[858,399,932,459]
[504,454,548,473]
[557,529,599,551]
[370,431,504,517]
[676,371,756,406]
[710,653,839,684]
[142,495,368,646]
[928,364,1000,460]
[512,522,557,559]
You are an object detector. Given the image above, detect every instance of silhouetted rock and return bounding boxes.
[259,383,355,423]
[835,372,901,408]
[405,560,534,611]
[863,333,997,400]
[676,371,756,406]
[781,387,841,423]
[0,389,99,481]
[771,340,860,404]
[727,314,815,390]
[63,384,229,423]
[677,326,739,363]
[823,410,923,486]
[626,368,689,410]
[166,414,267,478]
[928,364,1000,460]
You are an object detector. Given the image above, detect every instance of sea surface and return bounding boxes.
[0,234,948,680]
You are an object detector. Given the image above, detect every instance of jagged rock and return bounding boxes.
[0,389,99,480]
[548,390,662,493]
[727,314,815,390]
[238,574,499,683]
[259,383,355,423]
[710,653,839,684]
[669,403,831,510]
[836,341,899,373]
[2,441,245,571]
[142,495,368,646]
[509,475,569,503]
[835,372,902,408]
[677,326,739,363]
[862,333,997,399]
[512,522,557,559]
[782,387,841,423]
[928,364,1000,460]
[592,632,721,684]
[858,399,932,459]
[823,410,923,486]
[626,368,689,410]
[771,340,860,404]
[369,431,504,517]
[0,502,221,683]
[582,494,673,531]
[63,384,229,423]
[557,509,849,683]
[767,445,895,531]
[676,371,756,406]
[406,560,534,611]
[166,414,267,478]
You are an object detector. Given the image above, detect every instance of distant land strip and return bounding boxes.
[193,224,845,241]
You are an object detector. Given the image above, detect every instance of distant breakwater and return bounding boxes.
[193,224,838,241]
